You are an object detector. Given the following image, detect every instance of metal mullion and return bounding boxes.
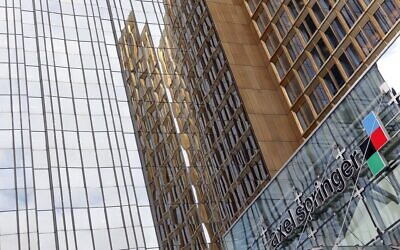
[43,1,90,248]
[103,0,153,247]
[38,6,80,250]
[77,0,131,249]
[15,0,34,248]
[54,0,100,249]
[101,0,143,243]
[28,55,70,250]
[36,1,86,249]
[67,0,113,248]
[26,1,57,249]
[6,0,21,249]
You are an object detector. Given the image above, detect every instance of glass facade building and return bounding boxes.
[3,0,399,249]
[115,0,400,248]
[223,34,400,249]
[0,0,158,249]
[117,0,272,247]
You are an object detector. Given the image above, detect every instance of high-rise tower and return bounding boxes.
[119,0,300,247]
[0,0,158,249]
[117,0,400,249]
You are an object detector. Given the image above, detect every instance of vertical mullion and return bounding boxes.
[15,0,32,248]
[7,0,21,248]
[88,0,142,247]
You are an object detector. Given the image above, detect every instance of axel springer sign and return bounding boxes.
[266,111,391,248]
[266,151,361,249]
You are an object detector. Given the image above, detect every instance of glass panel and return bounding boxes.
[223,36,400,249]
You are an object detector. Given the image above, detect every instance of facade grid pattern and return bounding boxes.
[0,0,159,249]
[244,0,400,136]
[118,0,274,247]
[159,0,270,244]
[119,12,208,249]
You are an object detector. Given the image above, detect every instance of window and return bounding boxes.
[340,0,363,28]
[331,18,346,41]
[356,21,380,55]
[298,23,310,42]
[381,1,400,24]
[255,8,269,33]
[325,18,346,49]
[310,83,329,114]
[312,38,330,68]
[285,74,302,103]
[276,10,292,37]
[339,53,354,77]
[345,43,362,68]
[274,50,291,79]
[319,0,334,14]
[287,32,303,61]
[311,47,323,69]
[339,43,361,77]
[304,15,317,34]
[266,0,283,17]
[373,3,400,34]
[298,15,317,43]
[297,56,315,86]
[323,64,345,96]
[296,100,314,130]
[264,28,280,55]
[287,0,305,19]
[247,0,261,13]
[312,2,325,23]
[325,27,339,48]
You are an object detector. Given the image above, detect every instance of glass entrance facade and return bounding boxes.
[223,34,400,249]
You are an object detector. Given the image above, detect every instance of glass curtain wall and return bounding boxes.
[0,0,168,249]
[223,34,400,249]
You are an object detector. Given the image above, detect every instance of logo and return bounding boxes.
[360,112,389,175]
[266,151,361,249]
[265,111,391,249]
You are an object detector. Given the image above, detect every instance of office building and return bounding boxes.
[119,0,290,246]
[0,0,158,249]
[223,0,400,248]
[224,33,400,249]
[245,0,400,137]
[119,0,400,249]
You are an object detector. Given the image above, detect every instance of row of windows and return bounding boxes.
[0,1,112,16]
[247,0,400,133]
[168,0,270,238]
[0,215,156,249]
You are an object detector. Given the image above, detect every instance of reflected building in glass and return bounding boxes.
[118,13,211,248]
[0,0,158,249]
[116,0,400,249]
